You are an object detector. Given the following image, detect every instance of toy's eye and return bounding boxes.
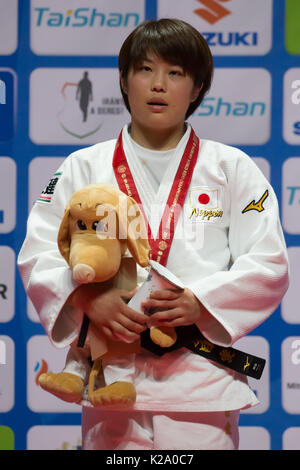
[92,220,99,231]
[92,220,108,232]
[76,220,87,230]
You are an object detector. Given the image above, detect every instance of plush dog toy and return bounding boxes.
[38,184,177,407]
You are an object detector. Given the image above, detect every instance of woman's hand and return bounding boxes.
[141,288,203,328]
[71,284,148,343]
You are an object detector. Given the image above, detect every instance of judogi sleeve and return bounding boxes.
[17,152,90,348]
[188,152,289,347]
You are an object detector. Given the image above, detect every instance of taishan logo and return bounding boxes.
[194,0,231,25]
[34,7,140,28]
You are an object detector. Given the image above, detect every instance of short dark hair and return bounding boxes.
[118,18,214,119]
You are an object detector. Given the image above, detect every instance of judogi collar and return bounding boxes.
[111,125,267,380]
[113,124,200,266]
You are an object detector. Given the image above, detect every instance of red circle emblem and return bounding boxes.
[198,193,210,205]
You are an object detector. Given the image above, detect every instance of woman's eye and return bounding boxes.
[76,220,87,230]
[170,70,182,76]
[139,65,151,72]
[92,220,108,232]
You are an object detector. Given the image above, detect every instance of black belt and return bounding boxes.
[140,324,265,380]
[78,318,265,380]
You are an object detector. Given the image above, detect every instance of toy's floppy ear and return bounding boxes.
[122,197,150,268]
[57,204,71,264]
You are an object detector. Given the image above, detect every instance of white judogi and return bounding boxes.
[18,124,289,447]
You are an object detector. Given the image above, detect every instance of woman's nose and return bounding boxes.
[151,72,166,92]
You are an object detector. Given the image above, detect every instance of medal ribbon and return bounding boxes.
[111,128,267,379]
[113,128,200,266]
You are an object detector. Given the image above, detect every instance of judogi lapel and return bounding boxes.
[113,124,200,266]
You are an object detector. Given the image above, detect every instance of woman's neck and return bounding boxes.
[129,122,186,151]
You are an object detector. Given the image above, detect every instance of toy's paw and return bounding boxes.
[88,381,136,408]
[150,326,177,348]
[38,372,84,403]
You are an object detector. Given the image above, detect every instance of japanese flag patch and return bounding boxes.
[188,187,223,221]
[189,187,220,209]
[37,172,62,204]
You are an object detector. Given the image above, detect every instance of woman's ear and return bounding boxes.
[191,82,203,103]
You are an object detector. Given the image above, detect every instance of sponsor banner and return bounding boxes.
[189,68,271,145]
[239,427,270,450]
[0,426,14,450]
[282,337,300,414]
[235,336,270,414]
[281,247,300,324]
[282,157,300,234]
[0,69,16,142]
[0,336,15,412]
[283,69,300,145]
[285,0,300,55]
[0,246,15,323]
[0,157,16,233]
[252,157,271,182]
[157,0,272,55]
[0,0,18,55]
[30,68,130,145]
[27,426,81,450]
[30,0,144,56]
[283,427,300,450]
[27,335,81,413]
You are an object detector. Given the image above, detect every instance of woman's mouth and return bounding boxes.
[147,99,168,111]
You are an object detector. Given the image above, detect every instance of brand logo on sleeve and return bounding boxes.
[37,171,62,203]
[242,189,269,214]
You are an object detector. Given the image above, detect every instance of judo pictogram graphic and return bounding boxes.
[76,71,93,122]
[58,71,101,140]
